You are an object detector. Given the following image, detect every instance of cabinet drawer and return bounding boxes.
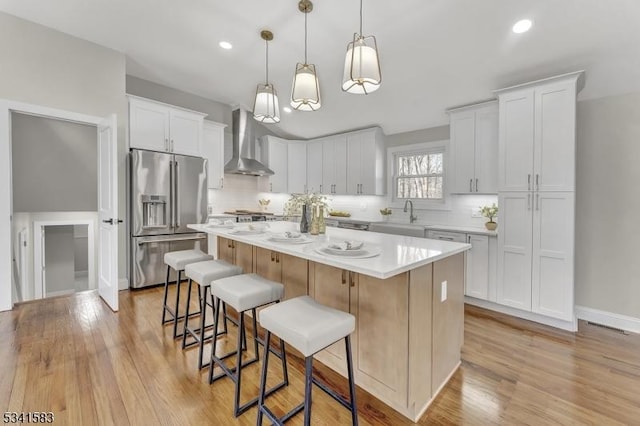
[426,230,466,243]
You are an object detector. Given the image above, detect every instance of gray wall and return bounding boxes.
[12,114,97,212]
[386,125,450,146]
[575,92,640,318]
[44,225,75,296]
[0,12,128,282]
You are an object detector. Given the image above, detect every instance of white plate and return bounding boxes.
[230,229,266,236]
[315,246,381,259]
[268,236,313,244]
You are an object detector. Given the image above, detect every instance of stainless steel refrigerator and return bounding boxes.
[129,149,208,288]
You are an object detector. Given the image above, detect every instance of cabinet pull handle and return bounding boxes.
[475,178,479,192]
[304,184,308,193]
[220,177,224,189]
[536,193,540,211]
[332,184,336,193]
[320,184,323,193]
[170,139,174,152]
[439,237,454,241]
[468,235,471,243]
[341,270,346,285]
[469,179,473,192]
[276,253,280,263]
[527,193,531,211]
[536,174,539,191]
[270,183,273,192]
[349,272,355,287]
[528,174,531,191]
[271,252,275,262]
[165,138,169,151]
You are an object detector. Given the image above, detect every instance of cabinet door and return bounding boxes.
[234,241,254,274]
[307,140,324,193]
[531,192,574,321]
[534,82,576,192]
[217,237,234,264]
[288,141,307,193]
[310,262,351,371]
[129,99,170,152]
[474,104,499,193]
[358,130,380,195]
[254,247,281,282]
[354,272,408,407]
[323,135,348,195]
[346,133,362,195]
[169,109,202,157]
[450,110,475,193]
[497,192,533,310]
[263,136,288,193]
[202,121,226,189]
[280,253,308,300]
[498,89,535,191]
[465,234,489,300]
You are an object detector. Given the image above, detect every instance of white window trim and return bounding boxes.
[387,140,452,211]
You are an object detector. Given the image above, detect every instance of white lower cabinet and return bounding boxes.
[497,191,574,321]
[427,230,493,302]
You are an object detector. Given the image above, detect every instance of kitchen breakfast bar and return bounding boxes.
[189,222,470,422]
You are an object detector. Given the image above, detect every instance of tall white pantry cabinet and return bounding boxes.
[495,71,584,325]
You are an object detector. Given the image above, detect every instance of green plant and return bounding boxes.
[480,203,498,222]
[379,207,392,216]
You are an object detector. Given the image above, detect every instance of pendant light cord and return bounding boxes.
[304,8,308,64]
[265,39,269,84]
[359,0,363,36]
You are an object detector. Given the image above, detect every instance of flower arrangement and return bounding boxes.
[480,203,498,230]
[283,193,328,217]
[379,208,392,216]
[480,203,498,222]
[258,198,270,212]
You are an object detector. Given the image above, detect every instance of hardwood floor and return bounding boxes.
[1,288,639,425]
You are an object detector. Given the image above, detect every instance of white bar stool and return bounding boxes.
[182,259,243,369]
[162,249,212,339]
[209,273,289,417]
[257,295,358,426]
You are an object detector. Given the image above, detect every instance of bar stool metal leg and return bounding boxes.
[161,265,171,324]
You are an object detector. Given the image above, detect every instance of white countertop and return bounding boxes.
[190,222,470,280]
[424,224,497,236]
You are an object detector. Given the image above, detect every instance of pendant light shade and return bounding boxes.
[290,0,321,111]
[342,0,381,94]
[253,30,280,123]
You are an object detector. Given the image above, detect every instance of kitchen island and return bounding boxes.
[189,222,470,422]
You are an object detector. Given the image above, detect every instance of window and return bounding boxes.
[388,140,449,209]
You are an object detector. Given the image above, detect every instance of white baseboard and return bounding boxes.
[118,278,129,291]
[575,305,640,334]
[465,297,578,332]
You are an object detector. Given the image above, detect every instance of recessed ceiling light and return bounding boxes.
[283,107,292,113]
[219,41,233,50]
[512,19,532,34]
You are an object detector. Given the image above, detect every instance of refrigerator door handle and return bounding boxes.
[169,160,175,227]
[137,235,206,245]
[174,160,180,227]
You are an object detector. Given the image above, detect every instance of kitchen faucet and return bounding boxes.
[403,199,418,224]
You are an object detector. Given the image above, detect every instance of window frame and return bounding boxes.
[387,140,451,210]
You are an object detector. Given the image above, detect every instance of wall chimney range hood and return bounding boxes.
[224,108,274,176]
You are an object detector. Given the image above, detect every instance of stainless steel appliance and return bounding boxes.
[130,149,208,288]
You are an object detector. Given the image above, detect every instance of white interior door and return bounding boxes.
[97,114,118,311]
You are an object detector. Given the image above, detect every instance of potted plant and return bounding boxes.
[480,203,498,231]
[379,207,392,221]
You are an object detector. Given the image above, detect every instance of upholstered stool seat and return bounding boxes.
[257,296,358,426]
[209,273,288,417]
[161,249,213,339]
[182,260,243,368]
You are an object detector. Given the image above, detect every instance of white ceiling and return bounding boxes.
[1,0,639,139]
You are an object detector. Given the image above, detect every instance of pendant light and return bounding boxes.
[253,30,280,123]
[290,0,321,111]
[342,0,381,94]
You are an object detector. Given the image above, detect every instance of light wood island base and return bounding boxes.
[217,236,465,422]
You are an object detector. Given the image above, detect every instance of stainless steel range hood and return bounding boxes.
[224,108,274,176]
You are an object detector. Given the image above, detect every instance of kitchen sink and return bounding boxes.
[369,222,427,237]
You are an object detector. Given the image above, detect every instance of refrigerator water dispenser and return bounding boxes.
[141,195,167,228]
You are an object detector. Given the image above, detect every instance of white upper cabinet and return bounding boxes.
[307,139,324,193]
[346,128,385,195]
[449,101,498,194]
[497,72,581,192]
[201,120,227,189]
[322,135,347,195]
[261,135,288,193]
[288,141,307,194]
[128,95,206,157]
